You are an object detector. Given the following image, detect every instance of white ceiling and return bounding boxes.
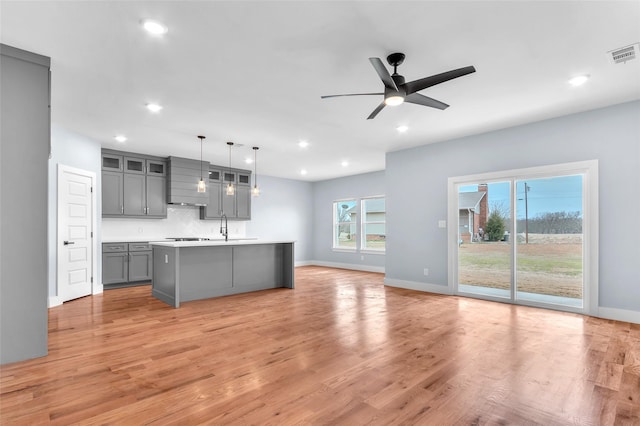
[2,1,639,181]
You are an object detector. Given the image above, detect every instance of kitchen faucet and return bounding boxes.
[220,213,228,242]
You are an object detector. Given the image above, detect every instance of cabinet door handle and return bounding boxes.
[63,241,74,245]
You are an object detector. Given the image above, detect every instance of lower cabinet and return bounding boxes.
[102,242,152,288]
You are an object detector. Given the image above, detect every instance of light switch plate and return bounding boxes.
[438,220,447,228]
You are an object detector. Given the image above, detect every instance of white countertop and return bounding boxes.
[151,239,294,248]
[102,237,255,243]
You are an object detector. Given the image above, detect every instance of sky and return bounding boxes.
[460,174,583,218]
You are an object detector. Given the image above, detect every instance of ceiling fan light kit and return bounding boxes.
[321,52,476,119]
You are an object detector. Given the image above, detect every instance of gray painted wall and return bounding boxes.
[386,101,640,312]
[312,171,385,269]
[1,45,50,363]
[48,125,102,300]
[246,175,313,263]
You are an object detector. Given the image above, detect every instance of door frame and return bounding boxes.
[447,160,599,316]
[56,164,99,303]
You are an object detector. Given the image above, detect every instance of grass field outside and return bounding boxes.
[459,234,583,299]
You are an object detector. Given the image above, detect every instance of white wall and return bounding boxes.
[246,175,314,263]
[312,171,385,271]
[48,125,102,300]
[102,206,247,241]
[385,101,640,317]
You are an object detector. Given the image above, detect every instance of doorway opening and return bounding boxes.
[448,161,598,315]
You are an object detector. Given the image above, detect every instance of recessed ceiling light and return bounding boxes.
[300,169,308,175]
[568,75,589,87]
[341,161,349,167]
[396,125,409,133]
[141,19,168,35]
[245,157,253,164]
[146,103,163,112]
[114,135,127,143]
[298,140,309,148]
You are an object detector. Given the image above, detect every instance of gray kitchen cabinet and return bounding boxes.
[102,170,124,215]
[102,153,123,171]
[146,175,167,217]
[222,189,236,218]
[236,185,251,219]
[124,156,145,174]
[102,243,128,285]
[1,44,50,364]
[200,168,222,219]
[102,150,167,218]
[128,243,153,282]
[123,173,145,215]
[102,242,152,288]
[201,168,251,220]
[146,159,166,176]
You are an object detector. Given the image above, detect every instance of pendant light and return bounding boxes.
[197,135,206,193]
[251,146,260,197]
[226,141,235,196]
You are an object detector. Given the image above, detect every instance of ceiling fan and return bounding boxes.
[321,52,476,119]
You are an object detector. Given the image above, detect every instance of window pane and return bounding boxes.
[363,223,385,250]
[362,197,386,251]
[458,182,511,298]
[515,176,583,308]
[334,200,357,249]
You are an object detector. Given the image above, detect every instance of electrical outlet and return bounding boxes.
[361,255,364,261]
[438,220,446,228]
[138,227,143,233]
[423,268,429,276]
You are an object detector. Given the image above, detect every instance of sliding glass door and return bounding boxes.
[515,176,583,308]
[454,167,589,313]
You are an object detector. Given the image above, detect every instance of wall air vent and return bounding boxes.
[608,43,639,64]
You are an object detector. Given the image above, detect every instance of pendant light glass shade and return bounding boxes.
[252,146,260,197]
[226,142,235,195]
[197,136,206,193]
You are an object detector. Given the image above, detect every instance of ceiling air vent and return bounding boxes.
[608,43,639,64]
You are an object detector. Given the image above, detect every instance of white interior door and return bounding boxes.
[58,165,95,302]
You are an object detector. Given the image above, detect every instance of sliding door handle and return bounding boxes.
[63,241,75,245]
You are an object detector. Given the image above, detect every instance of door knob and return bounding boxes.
[63,241,75,245]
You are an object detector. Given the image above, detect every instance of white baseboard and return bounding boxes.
[309,260,385,274]
[384,278,453,295]
[92,284,104,295]
[294,260,314,267]
[48,296,63,308]
[597,307,640,324]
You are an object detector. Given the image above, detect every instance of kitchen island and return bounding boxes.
[151,240,294,307]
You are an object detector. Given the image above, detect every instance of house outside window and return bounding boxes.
[362,197,386,251]
[333,200,357,250]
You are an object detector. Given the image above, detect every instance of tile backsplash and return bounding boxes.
[101,205,247,241]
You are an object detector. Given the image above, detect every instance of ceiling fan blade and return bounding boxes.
[369,57,398,91]
[367,101,386,120]
[403,66,476,95]
[321,93,383,99]
[404,93,449,110]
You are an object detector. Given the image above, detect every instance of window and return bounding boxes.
[362,197,386,251]
[333,200,357,250]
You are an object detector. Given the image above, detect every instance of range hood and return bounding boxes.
[167,156,209,206]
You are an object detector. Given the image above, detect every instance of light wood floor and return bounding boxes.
[1,266,639,425]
